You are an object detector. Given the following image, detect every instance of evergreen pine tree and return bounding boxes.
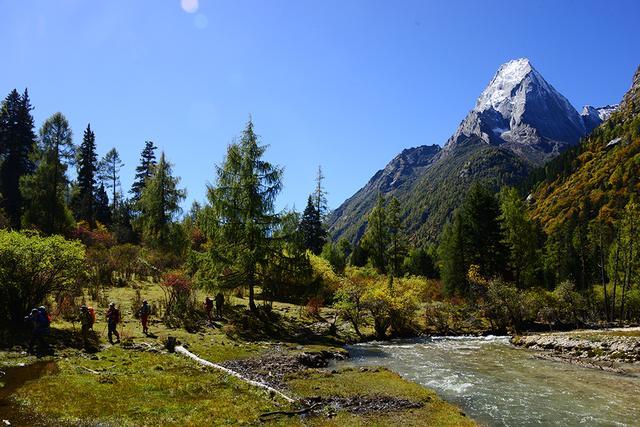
[72,124,98,225]
[461,183,507,279]
[362,194,389,273]
[0,89,37,228]
[138,152,186,249]
[499,187,540,288]
[387,197,406,281]
[95,183,111,225]
[349,241,368,267]
[202,118,283,311]
[299,195,326,254]
[439,210,468,295]
[130,140,157,203]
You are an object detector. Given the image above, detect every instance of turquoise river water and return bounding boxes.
[345,336,640,426]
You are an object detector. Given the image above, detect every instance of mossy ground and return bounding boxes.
[1,282,474,426]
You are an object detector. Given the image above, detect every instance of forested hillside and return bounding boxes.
[530,65,640,232]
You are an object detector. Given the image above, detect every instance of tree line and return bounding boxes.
[0,88,186,249]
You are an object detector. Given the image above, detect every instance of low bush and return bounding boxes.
[0,230,86,331]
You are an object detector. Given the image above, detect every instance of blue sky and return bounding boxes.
[1,0,638,213]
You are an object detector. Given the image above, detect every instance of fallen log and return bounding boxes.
[174,345,296,403]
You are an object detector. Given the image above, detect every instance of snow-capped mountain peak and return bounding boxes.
[445,58,587,165]
[475,58,536,113]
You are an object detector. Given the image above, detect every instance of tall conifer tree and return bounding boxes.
[21,112,75,234]
[203,119,283,311]
[72,124,98,225]
[138,152,185,249]
[362,194,389,273]
[0,89,37,228]
[98,148,124,213]
[299,195,326,254]
[130,140,157,203]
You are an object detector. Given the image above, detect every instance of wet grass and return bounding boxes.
[11,347,290,426]
[286,368,475,426]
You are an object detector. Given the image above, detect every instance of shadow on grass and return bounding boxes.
[224,304,343,347]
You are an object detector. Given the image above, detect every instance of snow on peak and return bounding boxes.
[475,58,537,113]
[581,104,619,126]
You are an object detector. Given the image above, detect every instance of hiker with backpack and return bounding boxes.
[106,302,121,344]
[204,296,214,322]
[25,306,51,355]
[138,300,151,335]
[215,292,224,318]
[80,305,94,349]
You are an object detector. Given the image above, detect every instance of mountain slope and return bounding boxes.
[530,65,640,231]
[329,144,441,241]
[329,58,591,243]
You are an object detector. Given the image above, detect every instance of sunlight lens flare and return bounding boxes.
[181,0,199,14]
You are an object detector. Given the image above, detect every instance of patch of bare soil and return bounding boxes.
[220,348,345,389]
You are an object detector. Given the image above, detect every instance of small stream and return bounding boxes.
[345,336,640,427]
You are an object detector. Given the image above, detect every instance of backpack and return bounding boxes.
[38,307,51,326]
[88,307,96,325]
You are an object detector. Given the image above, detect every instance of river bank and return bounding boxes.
[345,335,640,426]
[510,327,640,375]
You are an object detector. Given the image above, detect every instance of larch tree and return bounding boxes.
[314,165,328,220]
[203,118,283,312]
[21,112,75,234]
[98,148,124,214]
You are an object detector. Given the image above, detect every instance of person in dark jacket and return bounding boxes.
[214,292,224,318]
[106,302,121,344]
[25,307,50,355]
[138,300,151,335]
[80,305,93,349]
[204,296,214,322]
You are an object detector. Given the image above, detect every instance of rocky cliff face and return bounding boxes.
[620,65,640,114]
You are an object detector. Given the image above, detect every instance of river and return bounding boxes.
[345,336,640,426]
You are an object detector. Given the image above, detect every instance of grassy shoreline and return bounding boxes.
[0,282,475,426]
